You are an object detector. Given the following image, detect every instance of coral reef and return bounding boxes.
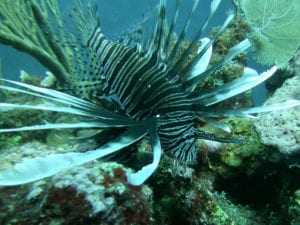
[151,158,264,225]
[290,48,300,70]
[264,48,300,92]
[0,142,153,225]
[265,67,295,92]
[0,1,300,225]
[289,189,300,225]
[200,15,254,109]
[255,75,300,155]
[0,123,299,225]
[200,118,270,177]
[201,15,249,89]
[0,85,59,148]
[0,56,2,80]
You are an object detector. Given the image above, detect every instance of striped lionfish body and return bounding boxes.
[0,0,299,186]
[73,0,243,163]
[84,26,200,164]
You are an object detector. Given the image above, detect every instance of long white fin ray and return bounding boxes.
[127,127,162,185]
[193,66,277,106]
[0,125,150,186]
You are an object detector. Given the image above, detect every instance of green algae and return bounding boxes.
[197,117,271,177]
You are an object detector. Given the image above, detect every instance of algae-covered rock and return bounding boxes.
[197,117,269,177]
[0,142,153,225]
[152,161,264,225]
[0,91,58,148]
[0,134,22,149]
[289,189,300,225]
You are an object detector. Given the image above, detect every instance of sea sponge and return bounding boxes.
[254,75,300,154]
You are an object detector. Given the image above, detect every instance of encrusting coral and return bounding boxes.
[0,143,153,225]
[255,75,300,155]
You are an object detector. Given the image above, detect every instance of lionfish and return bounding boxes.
[0,0,299,186]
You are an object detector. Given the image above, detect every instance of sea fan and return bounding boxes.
[240,0,300,67]
[0,0,299,186]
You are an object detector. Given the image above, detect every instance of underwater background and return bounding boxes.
[0,0,233,79]
[0,0,300,224]
[0,0,268,105]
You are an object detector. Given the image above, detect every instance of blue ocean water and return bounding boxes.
[0,0,231,79]
[0,1,266,104]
